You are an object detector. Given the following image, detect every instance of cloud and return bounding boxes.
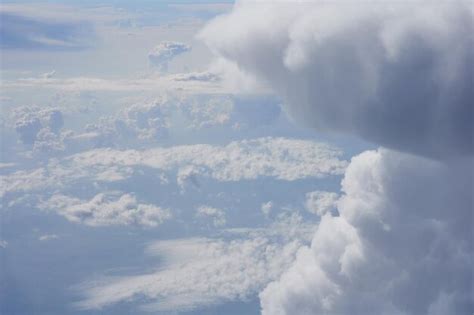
[260,149,473,315]
[196,205,226,227]
[3,73,225,94]
[38,234,59,241]
[12,106,64,145]
[85,100,170,145]
[40,192,171,227]
[148,41,191,71]
[261,201,273,217]
[67,137,346,183]
[200,1,474,158]
[173,71,220,82]
[0,11,93,50]
[304,191,339,216]
[75,212,314,312]
[1,137,346,200]
[201,5,474,312]
[178,96,233,129]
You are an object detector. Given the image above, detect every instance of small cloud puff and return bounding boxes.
[40,192,171,227]
[38,234,59,241]
[305,191,339,216]
[261,201,273,217]
[148,41,191,72]
[196,205,226,227]
[12,106,64,150]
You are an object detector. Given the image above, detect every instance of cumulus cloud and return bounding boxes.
[260,149,473,315]
[40,193,171,227]
[75,212,314,312]
[84,100,170,145]
[1,137,346,200]
[196,205,226,227]
[179,96,233,129]
[200,4,474,312]
[200,1,474,158]
[67,137,346,183]
[304,190,339,216]
[148,41,191,71]
[77,95,280,149]
[12,106,65,151]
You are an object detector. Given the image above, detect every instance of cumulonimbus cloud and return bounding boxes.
[200,0,473,158]
[200,1,474,314]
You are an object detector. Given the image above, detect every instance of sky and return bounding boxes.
[0,1,472,315]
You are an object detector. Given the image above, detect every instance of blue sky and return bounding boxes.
[1,1,472,315]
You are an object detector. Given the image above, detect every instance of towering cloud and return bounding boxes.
[260,149,473,314]
[200,1,473,158]
[200,1,474,314]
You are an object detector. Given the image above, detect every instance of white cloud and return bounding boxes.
[304,191,338,216]
[0,137,347,201]
[196,205,226,227]
[261,201,273,217]
[200,5,474,312]
[179,96,233,129]
[40,193,171,227]
[260,149,473,315]
[148,41,191,71]
[0,240,8,248]
[75,212,314,312]
[88,99,170,143]
[38,234,59,241]
[69,137,347,183]
[41,70,56,79]
[1,137,346,199]
[11,106,65,152]
[2,73,225,94]
[200,1,473,158]
[173,71,220,82]
[0,162,15,169]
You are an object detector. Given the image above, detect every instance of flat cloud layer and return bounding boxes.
[75,212,315,312]
[1,137,346,198]
[200,0,473,158]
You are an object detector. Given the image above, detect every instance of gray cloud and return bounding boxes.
[200,1,473,159]
[200,2,474,314]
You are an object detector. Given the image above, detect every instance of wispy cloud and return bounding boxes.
[75,212,314,312]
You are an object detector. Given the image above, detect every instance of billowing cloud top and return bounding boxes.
[200,0,473,158]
